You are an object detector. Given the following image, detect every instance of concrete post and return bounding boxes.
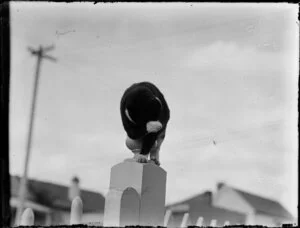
[196,216,204,226]
[180,213,190,228]
[20,208,34,226]
[103,161,167,227]
[70,196,83,225]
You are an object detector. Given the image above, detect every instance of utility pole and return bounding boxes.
[0,2,11,226]
[15,45,57,225]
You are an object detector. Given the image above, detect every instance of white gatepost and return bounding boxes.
[103,160,167,227]
[70,196,83,225]
[20,208,34,226]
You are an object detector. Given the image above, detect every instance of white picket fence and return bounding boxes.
[19,202,231,227]
[19,196,83,226]
[18,161,232,227]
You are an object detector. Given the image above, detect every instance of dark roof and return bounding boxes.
[166,191,246,226]
[10,175,105,213]
[234,188,294,220]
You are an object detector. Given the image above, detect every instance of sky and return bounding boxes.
[9,2,298,217]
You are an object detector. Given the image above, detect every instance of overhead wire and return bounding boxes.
[175,119,285,149]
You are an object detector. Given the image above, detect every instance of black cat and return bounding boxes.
[120,82,170,166]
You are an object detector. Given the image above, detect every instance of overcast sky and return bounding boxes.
[9,2,298,217]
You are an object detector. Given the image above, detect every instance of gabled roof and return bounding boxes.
[233,188,294,220]
[10,175,105,213]
[166,191,246,226]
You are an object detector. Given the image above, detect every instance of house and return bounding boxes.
[10,175,105,226]
[166,191,246,227]
[166,182,295,227]
[212,182,296,226]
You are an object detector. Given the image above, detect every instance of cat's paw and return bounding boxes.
[149,158,160,166]
[133,154,148,163]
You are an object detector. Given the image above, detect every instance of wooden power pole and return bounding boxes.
[15,45,57,225]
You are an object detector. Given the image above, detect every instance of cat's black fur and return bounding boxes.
[120,82,170,155]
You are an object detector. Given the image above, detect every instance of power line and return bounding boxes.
[56,15,261,58]
[177,119,285,149]
[14,45,57,225]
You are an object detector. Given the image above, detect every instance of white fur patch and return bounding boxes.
[146,121,162,133]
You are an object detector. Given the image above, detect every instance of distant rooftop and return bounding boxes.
[10,175,105,213]
[166,191,246,226]
[233,187,294,220]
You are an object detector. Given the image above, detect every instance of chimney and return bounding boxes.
[217,182,225,190]
[204,191,212,196]
[68,176,80,201]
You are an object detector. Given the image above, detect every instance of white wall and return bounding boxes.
[256,213,296,227]
[43,210,104,226]
[212,186,254,215]
[245,211,256,225]
[81,212,104,225]
[213,186,293,226]
[50,210,70,225]
[254,213,276,226]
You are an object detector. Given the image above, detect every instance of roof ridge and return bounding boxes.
[11,175,104,196]
[231,187,294,219]
[212,205,246,216]
[11,175,105,213]
[166,190,212,207]
[233,187,279,203]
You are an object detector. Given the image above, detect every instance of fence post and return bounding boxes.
[164,209,172,227]
[70,196,83,225]
[224,221,230,226]
[103,161,167,227]
[210,219,217,227]
[196,216,204,226]
[180,213,189,228]
[20,208,34,226]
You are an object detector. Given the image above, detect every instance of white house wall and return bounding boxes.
[213,186,254,214]
[81,212,104,225]
[51,210,104,225]
[212,185,255,225]
[255,213,295,227]
[50,210,70,225]
[212,187,292,226]
[10,197,52,213]
[254,213,276,226]
[10,197,52,226]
